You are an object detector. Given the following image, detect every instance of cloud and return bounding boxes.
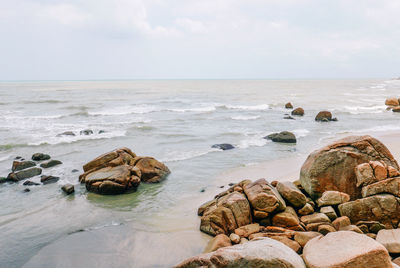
[175,18,208,34]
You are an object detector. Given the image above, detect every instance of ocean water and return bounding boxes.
[0,79,400,267]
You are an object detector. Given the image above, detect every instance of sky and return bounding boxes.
[1,0,400,80]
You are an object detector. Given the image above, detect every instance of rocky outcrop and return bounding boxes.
[175,238,306,268]
[300,135,399,200]
[264,131,296,144]
[79,148,170,194]
[303,231,392,268]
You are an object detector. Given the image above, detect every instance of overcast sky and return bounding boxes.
[1,0,399,80]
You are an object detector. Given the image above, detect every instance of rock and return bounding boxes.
[315,111,332,121]
[198,199,216,216]
[393,257,400,266]
[298,203,314,216]
[393,107,400,113]
[276,181,307,208]
[211,143,235,150]
[361,177,400,198]
[388,166,400,177]
[40,160,62,168]
[80,129,93,135]
[318,224,336,235]
[340,225,363,234]
[303,231,392,268]
[15,156,22,159]
[7,167,42,181]
[98,130,106,134]
[376,229,400,253]
[265,131,296,143]
[355,162,376,187]
[366,233,377,239]
[134,157,170,183]
[12,160,36,172]
[294,231,322,247]
[57,131,75,137]
[300,135,399,200]
[200,192,251,236]
[229,233,240,244]
[316,191,350,207]
[284,116,295,120]
[31,153,50,161]
[370,160,388,181]
[269,236,301,253]
[84,165,140,195]
[234,223,260,238]
[239,237,248,244]
[61,184,75,195]
[385,97,400,106]
[71,169,79,173]
[338,194,400,228]
[300,213,331,225]
[356,221,385,234]
[320,206,337,221]
[285,102,293,109]
[40,175,60,185]
[204,234,232,253]
[0,177,7,184]
[23,188,30,192]
[272,206,300,229]
[332,216,351,231]
[174,237,306,268]
[291,107,304,116]
[243,179,286,218]
[22,180,40,186]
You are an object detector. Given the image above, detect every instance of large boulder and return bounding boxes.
[338,194,400,228]
[7,167,42,182]
[303,231,392,268]
[265,131,296,144]
[376,229,400,253]
[133,157,170,183]
[300,135,399,200]
[200,192,252,236]
[243,179,286,219]
[174,237,306,268]
[276,181,306,208]
[12,160,36,172]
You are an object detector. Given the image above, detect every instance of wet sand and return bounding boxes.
[23,131,400,268]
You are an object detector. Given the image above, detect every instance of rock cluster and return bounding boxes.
[79,147,170,194]
[178,135,400,267]
[385,97,400,112]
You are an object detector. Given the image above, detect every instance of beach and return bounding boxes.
[0,79,400,267]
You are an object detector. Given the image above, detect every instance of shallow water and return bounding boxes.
[1,79,400,267]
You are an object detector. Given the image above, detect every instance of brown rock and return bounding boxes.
[385,97,400,106]
[12,160,36,172]
[243,179,286,218]
[303,231,392,268]
[388,166,400,177]
[294,231,322,247]
[315,111,332,122]
[370,160,388,181]
[204,234,232,253]
[134,157,170,183]
[355,162,376,187]
[332,216,351,231]
[376,229,400,253]
[198,199,216,216]
[269,236,302,253]
[298,203,314,216]
[276,181,307,208]
[291,107,304,116]
[285,102,293,109]
[239,237,248,244]
[366,233,377,239]
[234,223,260,238]
[361,177,400,198]
[356,221,385,234]
[393,107,400,113]
[317,191,350,207]
[338,194,400,228]
[272,206,300,229]
[319,206,337,221]
[300,135,399,200]
[229,233,240,244]
[318,224,336,235]
[301,213,331,225]
[340,225,363,234]
[306,222,332,232]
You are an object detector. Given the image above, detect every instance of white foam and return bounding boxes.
[237,137,268,149]
[343,105,386,114]
[292,129,310,138]
[222,104,270,111]
[231,115,261,121]
[160,148,220,162]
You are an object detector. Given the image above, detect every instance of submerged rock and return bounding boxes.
[285,102,293,109]
[57,131,75,137]
[0,177,7,184]
[385,97,399,107]
[291,107,304,116]
[23,180,40,186]
[7,167,42,182]
[315,111,333,122]
[61,184,75,195]
[12,160,36,172]
[40,160,62,168]
[265,131,296,143]
[41,175,60,185]
[211,143,235,150]
[32,153,50,161]
[80,129,93,135]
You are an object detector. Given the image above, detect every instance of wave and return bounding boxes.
[341,105,387,114]
[237,137,269,149]
[221,104,270,111]
[231,115,261,121]
[167,106,216,113]
[22,100,66,104]
[160,148,220,162]
[0,143,28,151]
[292,129,310,138]
[88,105,159,116]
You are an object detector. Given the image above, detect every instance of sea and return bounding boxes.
[0,79,399,267]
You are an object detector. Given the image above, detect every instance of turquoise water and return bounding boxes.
[0,79,400,267]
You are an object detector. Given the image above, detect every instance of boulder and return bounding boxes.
[264,131,296,144]
[243,179,286,218]
[211,144,235,150]
[303,231,392,268]
[234,223,260,238]
[32,153,50,161]
[12,160,36,172]
[300,135,399,200]
[84,165,141,195]
[361,177,400,198]
[370,160,388,181]
[315,111,332,122]
[204,234,232,253]
[291,107,304,116]
[174,238,306,268]
[298,203,314,216]
[300,213,331,225]
[320,206,337,221]
[338,194,400,228]
[133,157,170,183]
[285,102,293,109]
[355,221,385,234]
[0,177,6,184]
[268,236,301,253]
[40,175,60,184]
[388,166,400,177]
[40,160,62,168]
[340,225,363,234]
[276,181,307,208]
[294,231,322,247]
[7,167,42,181]
[272,206,300,229]
[61,184,75,195]
[229,233,240,244]
[376,229,400,253]
[355,162,376,187]
[200,192,251,236]
[316,191,350,207]
[385,97,400,106]
[318,224,336,235]
[332,216,351,231]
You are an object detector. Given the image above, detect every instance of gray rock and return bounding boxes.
[57,131,76,137]
[264,131,296,143]
[7,167,42,181]
[61,184,75,195]
[40,175,60,185]
[32,153,50,161]
[0,177,7,184]
[40,160,62,168]
[12,160,36,172]
[211,143,235,150]
[80,129,93,135]
[23,180,40,186]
